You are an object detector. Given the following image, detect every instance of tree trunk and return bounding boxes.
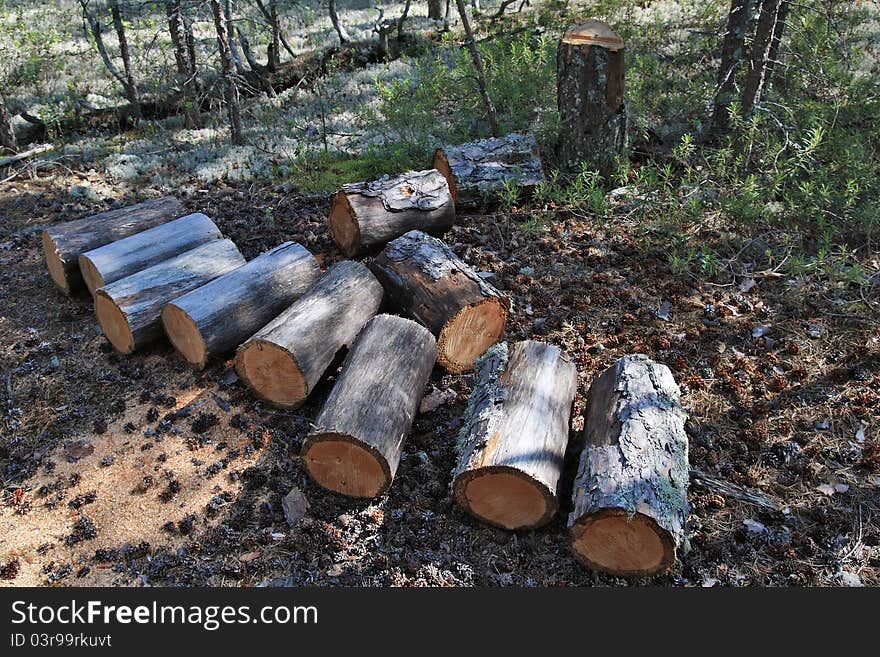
[223,0,247,75]
[163,241,320,368]
[108,0,141,121]
[210,0,245,145]
[78,0,134,121]
[268,0,281,70]
[329,0,351,44]
[762,0,789,102]
[428,0,444,20]
[398,0,412,40]
[709,0,752,136]
[370,230,508,373]
[329,169,455,257]
[741,0,787,117]
[301,314,436,498]
[433,132,545,207]
[167,0,201,129]
[453,0,499,136]
[235,260,383,408]
[556,20,627,177]
[42,196,185,295]
[453,340,578,530]
[0,94,16,154]
[569,355,690,577]
[78,213,222,295]
[95,239,245,354]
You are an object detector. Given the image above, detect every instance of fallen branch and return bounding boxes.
[690,469,781,511]
[0,144,54,168]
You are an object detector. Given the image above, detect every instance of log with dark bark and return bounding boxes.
[569,354,690,577]
[453,341,577,530]
[79,213,222,295]
[556,20,627,177]
[162,242,320,368]
[301,314,436,497]
[328,169,455,256]
[95,239,245,354]
[235,260,383,408]
[42,196,186,295]
[370,230,508,373]
[433,133,544,207]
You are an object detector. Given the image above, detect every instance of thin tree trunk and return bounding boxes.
[329,0,351,44]
[762,0,789,100]
[398,0,412,40]
[0,94,16,154]
[211,0,245,144]
[255,0,296,58]
[167,0,201,128]
[709,0,752,135]
[453,0,498,136]
[224,0,247,75]
[268,0,281,70]
[742,0,788,113]
[428,0,444,20]
[78,0,134,108]
[108,0,141,121]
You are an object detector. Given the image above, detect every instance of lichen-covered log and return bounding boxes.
[328,169,455,256]
[79,213,222,295]
[94,239,245,354]
[301,314,436,498]
[569,354,689,577]
[370,230,508,373]
[432,133,545,207]
[453,340,578,530]
[556,20,627,176]
[42,196,185,295]
[235,260,383,408]
[162,242,320,368]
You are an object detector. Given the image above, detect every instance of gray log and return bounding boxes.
[569,354,689,577]
[94,239,245,354]
[432,133,545,207]
[328,169,455,256]
[79,212,222,295]
[301,314,437,498]
[370,230,508,373]
[235,260,383,408]
[453,341,577,530]
[162,242,321,368]
[42,196,185,295]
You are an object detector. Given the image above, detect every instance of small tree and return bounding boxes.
[453,0,498,136]
[166,0,201,129]
[210,0,245,144]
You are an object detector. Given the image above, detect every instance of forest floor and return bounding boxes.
[1,171,878,587]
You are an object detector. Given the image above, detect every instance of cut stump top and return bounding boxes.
[562,20,624,51]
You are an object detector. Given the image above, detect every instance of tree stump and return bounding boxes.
[94,239,245,354]
[79,212,222,295]
[42,196,185,295]
[162,242,321,368]
[556,20,627,176]
[328,169,455,256]
[452,341,578,530]
[370,230,508,373]
[301,314,436,498]
[432,133,545,207]
[235,260,383,408]
[569,354,689,577]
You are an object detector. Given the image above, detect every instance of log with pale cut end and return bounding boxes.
[569,354,689,577]
[42,196,185,295]
[557,20,627,176]
[301,314,436,498]
[79,213,222,295]
[452,340,578,530]
[328,169,455,256]
[370,230,508,373]
[94,239,245,354]
[432,133,544,207]
[161,242,321,368]
[235,260,383,408]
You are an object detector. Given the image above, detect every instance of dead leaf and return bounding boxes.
[239,551,261,562]
[419,387,456,414]
[816,483,836,496]
[282,487,310,527]
[739,278,756,293]
[63,440,94,463]
[656,300,671,321]
[752,324,772,338]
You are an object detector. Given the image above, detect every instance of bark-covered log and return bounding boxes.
[556,21,627,176]
[79,213,222,295]
[42,196,185,295]
[453,340,578,530]
[433,133,544,207]
[370,230,508,373]
[301,314,436,498]
[569,354,690,577]
[328,169,455,256]
[94,239,245,354]
[235,260,383,408]
[162,242,320,368]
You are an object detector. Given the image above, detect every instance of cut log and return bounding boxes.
[556,20,627,176]
[432,133,544,207]
[94,239,245,354]
[301,314,436,498]
[78,213,222,295]
[569,354,690,577]
[235,260,383,408]
[162,242,321,368]
[328,169,455,257]
[453,340,578,530]
[370,230,508,373]
[42,196,185,295]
